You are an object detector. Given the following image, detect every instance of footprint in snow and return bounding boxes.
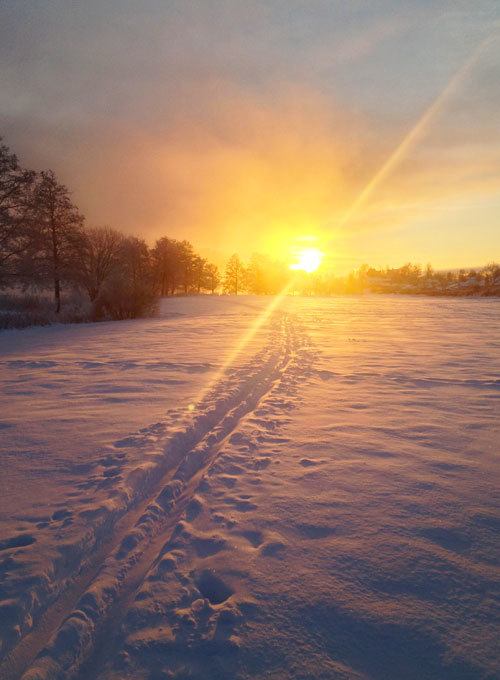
[296,523,336,539]
[299,458,323,467]
[102,467,121,478]
[219,475,238,488]
[194,569,233,605]
[237,529,264,547]
[222,497,258,512]
[260,541,286,558]
[0,534,36,551]
[51,508,72,521]
[192,535,227,557]
[186,496,204,521]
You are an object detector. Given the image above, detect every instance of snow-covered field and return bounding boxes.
[0,295,498,680]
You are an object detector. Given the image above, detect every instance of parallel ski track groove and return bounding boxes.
[1,313,303,680]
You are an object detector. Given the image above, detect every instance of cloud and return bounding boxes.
[1,1,499,270]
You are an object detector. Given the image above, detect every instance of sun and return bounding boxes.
[290,247,323,273]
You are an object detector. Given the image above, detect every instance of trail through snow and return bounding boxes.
[0,295,498,680]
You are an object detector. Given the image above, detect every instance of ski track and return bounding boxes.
[1,295,498,680]
[0,311,313,680]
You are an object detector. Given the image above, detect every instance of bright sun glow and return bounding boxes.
[290,247,323,273]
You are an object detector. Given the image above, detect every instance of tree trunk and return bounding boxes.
[54,276,61,313]
[51,221,61,314]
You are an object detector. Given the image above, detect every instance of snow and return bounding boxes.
[0,297,270,518]
[0,295,499,680]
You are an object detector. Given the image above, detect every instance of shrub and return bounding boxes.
[93,276,157,321]
[0,290,92,330]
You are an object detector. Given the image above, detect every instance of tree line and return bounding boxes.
[0,137,222,320]
[0,134,304,316]
[222,253,291,295]
[2,136,498,328]
[320,262,500,296]
[222,255,500,297]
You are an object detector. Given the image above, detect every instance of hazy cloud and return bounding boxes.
[1,0,499,269]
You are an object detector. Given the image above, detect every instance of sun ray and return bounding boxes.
[332,32,498,233]
[186,279,295,412]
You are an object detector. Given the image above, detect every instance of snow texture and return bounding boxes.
[0,295,498,680]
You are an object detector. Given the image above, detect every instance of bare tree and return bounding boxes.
[0,138,35,285]
[192,255,207,293]
[76,226,123,301]
[152,237,180,296]
[152,238,200,295]
[28,170,84,313]
[204,262,220,294]
[223,253,245,295]
[178,240,195,294]
[120,236,151,288]
[245,253,286,295]
[94,236,156,320]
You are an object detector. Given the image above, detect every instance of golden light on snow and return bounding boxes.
[188,279,294,411]
[289,247,323,273]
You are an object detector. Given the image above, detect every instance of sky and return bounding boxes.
[1,1,499,272]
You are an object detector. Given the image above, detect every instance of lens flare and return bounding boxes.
[330,32,498,233]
